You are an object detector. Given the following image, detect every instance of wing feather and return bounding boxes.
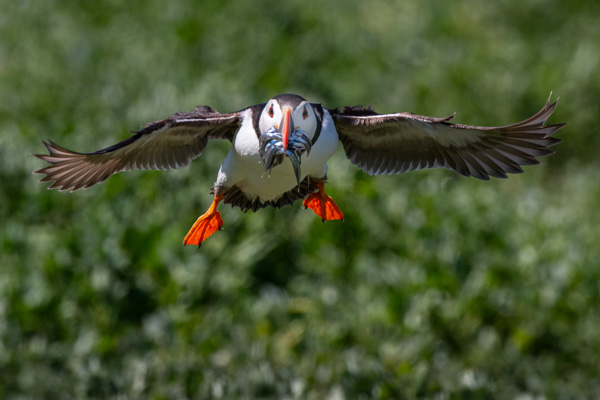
[34,106,245,191]
[331,94,565,180]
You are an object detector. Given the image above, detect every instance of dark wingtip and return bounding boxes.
[33,139,53,174]
[547,122,567,135]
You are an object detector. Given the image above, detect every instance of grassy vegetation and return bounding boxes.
[1,0,599,398]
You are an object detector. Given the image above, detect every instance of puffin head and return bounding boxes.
[258,94,318,185]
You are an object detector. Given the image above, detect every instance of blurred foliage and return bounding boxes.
[1,0,599,398]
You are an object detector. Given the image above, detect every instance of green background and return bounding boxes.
[2,0,599,398]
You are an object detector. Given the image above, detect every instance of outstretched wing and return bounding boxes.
[330,94,566,180]
[34,105,245,191]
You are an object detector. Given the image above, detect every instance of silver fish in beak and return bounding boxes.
[258,126,312,188]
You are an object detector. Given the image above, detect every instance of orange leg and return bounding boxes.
[302,181,344,222]
[183,194,224,247]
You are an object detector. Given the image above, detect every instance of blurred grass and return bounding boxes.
[1,0,600,398]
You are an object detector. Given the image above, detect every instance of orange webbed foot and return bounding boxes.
[183,195,224,247]
[302,182,344,222]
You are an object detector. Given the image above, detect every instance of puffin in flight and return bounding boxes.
[34,93,565,246]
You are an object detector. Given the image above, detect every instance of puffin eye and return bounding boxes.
[302,106,309,120]
[268,104,274,118]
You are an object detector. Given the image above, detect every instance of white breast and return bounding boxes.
[215,109,339,202]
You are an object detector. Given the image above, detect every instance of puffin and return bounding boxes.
[34,93,565,246]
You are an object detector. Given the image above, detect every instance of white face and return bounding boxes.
[258,99,318,140]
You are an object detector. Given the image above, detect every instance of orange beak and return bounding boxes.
[280,108,293,152]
